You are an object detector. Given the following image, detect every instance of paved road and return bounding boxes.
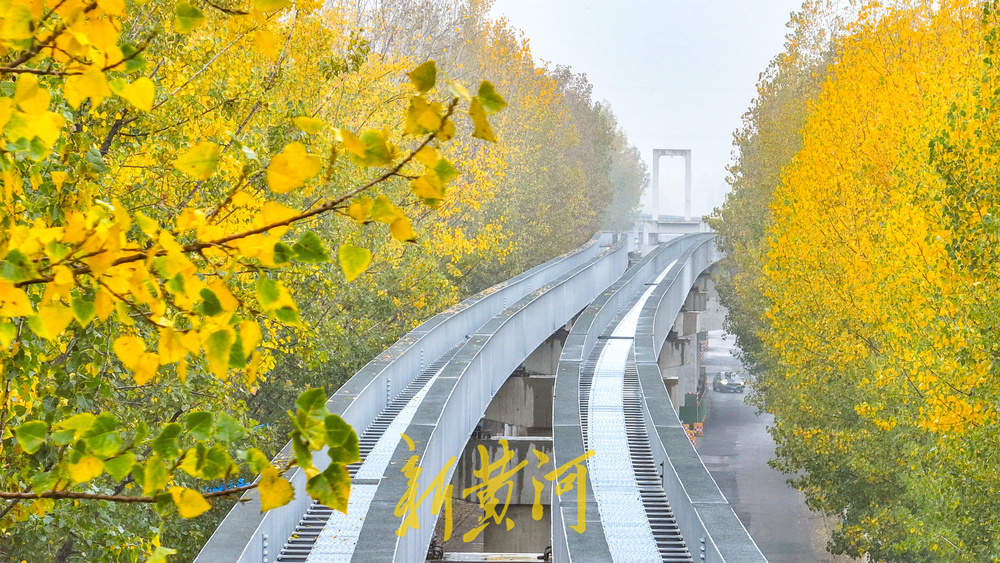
[697,330,842,563]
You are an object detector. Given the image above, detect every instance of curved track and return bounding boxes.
[199,233,765,563]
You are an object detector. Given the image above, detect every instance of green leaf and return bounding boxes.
[468,98,496,142]
[348,130,392,168]
[14,421,47,454]
[214,414,246,442]
[292,231,329,263]
[296,387,327,418]
[305,463,350,512]
[173,1,205,34]
[476,81,507,113]
[154,492,175,516]
[256,277,280,308]
[0,249,34,283]
[407,61,436,92]
[120,43,146,73]
[104,453,136,481]
[54,412,96,439]
[275,306,299,324]
[205,329,234,377]
[198,288,223,316]
[30,470,58,491]
[324,415,360,464]
[337,244,371,282]
[433,158,459,184]
[273,242,293,265]
[83,413,121,457]
[85,148,109,174]
[199,445,235,479]
[142,456,169,496]
[152,423,182,459]
[228,335,247,369]
[185,411,213,441]
[244,447,270,472]
[291,431,314,469]
[71,295,95,327]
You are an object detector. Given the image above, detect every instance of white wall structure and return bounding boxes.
[650,148,692,219]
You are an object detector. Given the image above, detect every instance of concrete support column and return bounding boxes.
[434,332,562,556]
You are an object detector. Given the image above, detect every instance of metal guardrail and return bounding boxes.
[552,236,700,563]
[196,234,614,563]
[633,237,766,563]
[347,238,629,562]
[553,234,764,563]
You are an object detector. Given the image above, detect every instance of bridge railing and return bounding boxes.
[196,233,616,563]
[552,234,708,562]
[349,236,630,561]
[633,236,766,562]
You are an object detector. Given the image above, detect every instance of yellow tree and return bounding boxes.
[0,0,507,558]
[742,1,1000,560]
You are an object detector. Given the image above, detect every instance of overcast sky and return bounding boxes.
[490,1,805,217]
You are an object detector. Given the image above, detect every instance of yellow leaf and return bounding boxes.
[410,174,443,203]
[239,320,262,353]
[4,110,65,149]
[97,0,125,15]
[254,0,290,11]
[390,217,416,242]
[114,335,159,384]
[114,77,155,112]
[266,142,321,194]
[336,128,366,157]
[203,327,234,378]
[208,281,238,311]
[347,196,372,223]
[414,145,440,167]
[370,194,402,224]
[1,4,33,41]
[169,487,211,518]
[158,327,187,365]
[64,67,111,109]
[253,30,280,58]
[94,288,114,321]
[468,98,496,142]
[135,212,160,237]
[0,282,33,317]
[14,75,50,114]
[68,455,103,484]
[29,304,74,340]
[173,142,221,180]
[338,244,371,283]
[293,116,325,134]
[258,466,294,512]
[436,118,455,141]
[176,207,206,232]
[257,201,299,227]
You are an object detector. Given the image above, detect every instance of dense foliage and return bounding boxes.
[0,0,645,560]
[712,1,1000,560]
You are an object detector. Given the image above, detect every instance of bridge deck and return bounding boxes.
[199,233,766,563]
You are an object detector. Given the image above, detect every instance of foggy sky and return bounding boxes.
[491,1,804,218]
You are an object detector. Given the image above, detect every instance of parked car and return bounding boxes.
[712,371,745,393]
